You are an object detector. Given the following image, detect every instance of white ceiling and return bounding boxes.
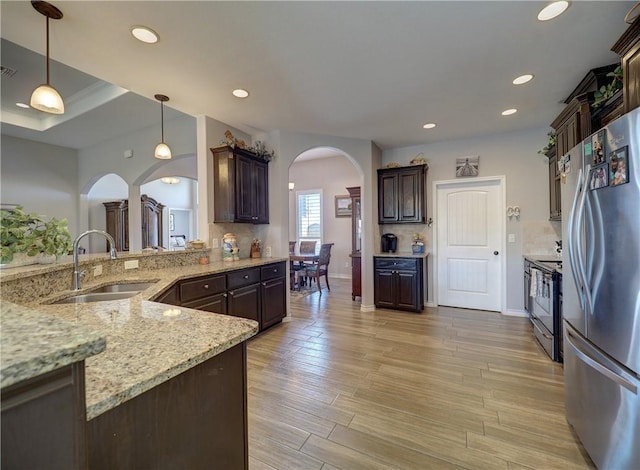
[0,1,636,152]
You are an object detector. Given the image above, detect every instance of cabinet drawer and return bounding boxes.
[261,262,285,281]
[374,257,418,271]
[227,268,261,289]
[180,275,226,302]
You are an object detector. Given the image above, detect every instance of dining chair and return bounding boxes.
[304,243,334,295]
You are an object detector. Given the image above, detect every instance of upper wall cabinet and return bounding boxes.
[612,15,640,113]
[211,146,269,224]
[378,164,427,224]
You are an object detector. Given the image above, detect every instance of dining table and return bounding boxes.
[289,254,319,290]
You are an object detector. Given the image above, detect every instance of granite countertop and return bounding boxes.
[2,257,286,420]
[374,251,430,258]
[0,300,106,388]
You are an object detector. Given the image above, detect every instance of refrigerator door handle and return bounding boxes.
[568,168,587,311]
[566,328,638,394]
[574,165,593,315]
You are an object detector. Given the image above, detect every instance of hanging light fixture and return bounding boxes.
[30,1,65,114]
[154,94,172,159]
[161,177,180,185]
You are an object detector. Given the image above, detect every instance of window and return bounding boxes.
[296,190,322,254]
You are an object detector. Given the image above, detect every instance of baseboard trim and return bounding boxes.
[502,309,528,318]
[360,304,376,312]
[425,301,436,308]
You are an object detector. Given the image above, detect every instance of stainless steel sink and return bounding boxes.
[52,291,141,304]
[87,282,157,293]
[52,281,157,304]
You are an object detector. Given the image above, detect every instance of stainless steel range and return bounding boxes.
[524,258,562,362]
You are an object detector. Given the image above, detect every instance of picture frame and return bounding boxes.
[169,213,175,231]
[609,146,629,187]
[591,129,606,165]
[456,156,479,177]
[590,164,609,190]
[335,195,352,218]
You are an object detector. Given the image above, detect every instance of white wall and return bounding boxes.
[1,135,80,235]
[289,155,360,279]
[383,126,552,313]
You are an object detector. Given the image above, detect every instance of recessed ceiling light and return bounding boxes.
[502,108,518,116]
[513,74,534,85]
[16,102,30,108]
[232,89,249,98]
[423,123,437,129]
[131,26,159,44]
[538,1,570,21]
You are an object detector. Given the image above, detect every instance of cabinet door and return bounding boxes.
[378,172,399,223]
[396,271,418,310]
[374,269,396,308]
[623,41,640,113]
[555,126,567,159]
[548,155,560,220]
[261,277,286,329]
[235,154,255,223]
[155,285,179,306]
[2,364,86,470]
[182,293,228,314]
[227,283,260,323]
[398,169,423,223]
[253,160,269,223]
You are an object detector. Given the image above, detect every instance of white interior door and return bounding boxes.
[436,178,504,312]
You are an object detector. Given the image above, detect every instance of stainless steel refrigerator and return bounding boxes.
[561,106,640,469]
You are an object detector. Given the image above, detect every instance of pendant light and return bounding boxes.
[154,94,172,160]
[30,1,65,114]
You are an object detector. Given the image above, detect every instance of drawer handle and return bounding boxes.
[203,284,209,289]
[244,275,249,279]
[273,269,278,272]
[222,293,227,298]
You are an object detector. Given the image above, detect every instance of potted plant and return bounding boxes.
[592,65,623,108]
[538,131,557,156]
[0,206,73,266]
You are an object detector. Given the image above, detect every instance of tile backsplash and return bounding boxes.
[522,220,561,256]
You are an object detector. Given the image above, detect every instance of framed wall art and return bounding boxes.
[335,195,352,217]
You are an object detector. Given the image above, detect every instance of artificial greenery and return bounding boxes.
[0,206,73,264]
[592,66,623,109]
[537,131,557,155]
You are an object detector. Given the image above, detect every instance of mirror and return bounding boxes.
[0,39,198,252]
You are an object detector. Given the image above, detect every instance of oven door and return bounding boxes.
[532,272,554,333]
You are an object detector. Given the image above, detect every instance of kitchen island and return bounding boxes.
[0,253,285,469]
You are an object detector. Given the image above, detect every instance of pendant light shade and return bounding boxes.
[30,1,64,114]
[154,94,172,160]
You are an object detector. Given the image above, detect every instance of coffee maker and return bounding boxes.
[381,233,398,253]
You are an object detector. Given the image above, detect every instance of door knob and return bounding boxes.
[493,251,499,255]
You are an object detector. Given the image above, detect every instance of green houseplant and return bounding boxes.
[592,65,623,109]
[0,206,73,265]
[538,131,557,155]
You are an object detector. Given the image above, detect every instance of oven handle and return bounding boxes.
[531,315,553,340]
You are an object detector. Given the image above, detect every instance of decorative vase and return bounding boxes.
[222,233,238,262]
[38,253,57,264]
[0,253,40,269]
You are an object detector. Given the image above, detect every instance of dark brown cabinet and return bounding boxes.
[612,15,640,113]
[347,186,362,300]
[2,364,87,470]
[374,256,424,313]
[211,146,269,224]
[547,147,562,221]
[378,165,427,224]
[88,343,248,470]
[155,262,286,331]
[103,195,164,251]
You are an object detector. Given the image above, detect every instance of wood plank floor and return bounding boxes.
[247,279,594,470]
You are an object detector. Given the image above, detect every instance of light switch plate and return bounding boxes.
[93,264,103,276]
[508,233,516,243]
[211,238,219,249]
[264,246,272,258]
[124,259,139,270]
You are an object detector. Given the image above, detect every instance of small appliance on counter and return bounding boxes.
[381,233,397,253]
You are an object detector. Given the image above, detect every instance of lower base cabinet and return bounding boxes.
[1,363,87,470]
[155,261,287,331]
[374,256,424,313]
[87,343,248,470]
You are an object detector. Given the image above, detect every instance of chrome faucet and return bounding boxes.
[73,230,117,290]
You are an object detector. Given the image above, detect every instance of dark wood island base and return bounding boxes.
[87,342,248,470]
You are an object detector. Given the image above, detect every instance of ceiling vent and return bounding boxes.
[1,65,17,78]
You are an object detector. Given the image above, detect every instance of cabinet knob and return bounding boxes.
[493,251,499,256]
[244,275,249,279]
[223,293,227,298]
[273,269,277,272]
[203,284,209,289]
